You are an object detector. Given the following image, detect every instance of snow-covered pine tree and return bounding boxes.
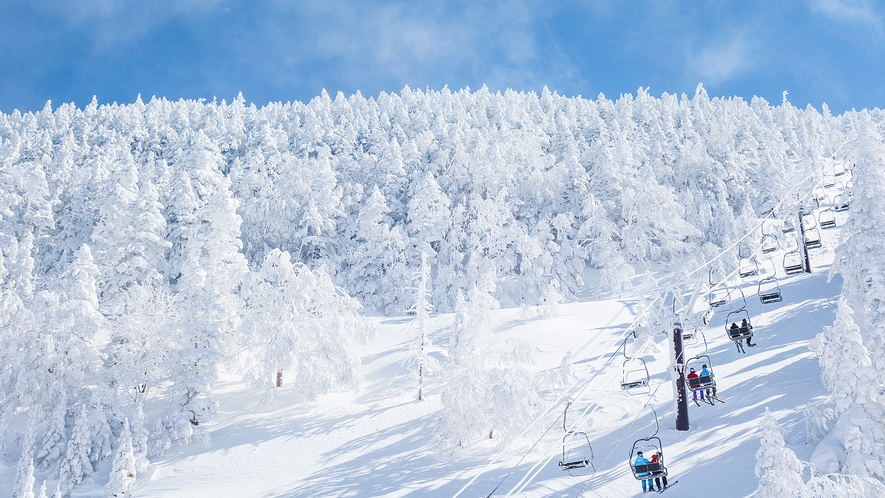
[166,130,249,428]
[105,418,137,497]
[58,403,93,492]
[755,407,805,497]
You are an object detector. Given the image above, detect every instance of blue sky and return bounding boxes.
[1,0,882,114]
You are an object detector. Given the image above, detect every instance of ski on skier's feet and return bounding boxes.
[709,395,725,404]
[657,480,678,493]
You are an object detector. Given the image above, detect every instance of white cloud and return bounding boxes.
[811,0,884,32]
[686,34,757,86]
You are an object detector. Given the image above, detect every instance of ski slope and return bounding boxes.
[107,210,845,498]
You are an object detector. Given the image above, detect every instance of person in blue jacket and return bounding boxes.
[700,364,716,398]
[634,451,654,492]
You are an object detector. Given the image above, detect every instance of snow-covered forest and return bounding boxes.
[2,85,885,496]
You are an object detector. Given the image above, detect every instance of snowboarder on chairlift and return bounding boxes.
[741,319,756,347]
[686,367,703,401]
[650,451,668,491]
[634,451,654,492]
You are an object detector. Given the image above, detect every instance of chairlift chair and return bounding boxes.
[708,283,731,309]
[781,216,796,234]
[834,164,847,177]
[681,323,703,346]
[823,175,836,188]
[559,402,595,476]
[739,257,759,278]
[685,354,717,399]
[628,407,667,483]
[804,227,822,249]
[758,276,783,304]
[783,250,805,275]
[801,212,818,231]
[818,209,836,229]
[761,233,779,254]
[621,358,651,394]
[725,309,754,343]
[834,194,850,212]
[620,334,651,394]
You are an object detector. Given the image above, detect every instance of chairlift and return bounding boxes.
[804,227,822,249]
[758,276,783,304]
[783,250,805,275]
[818,209,836,229]
[823,175,836,188]
[725,309,754,343]
[620,333,651,394]
[739,257,759,278]
[834,164,847,177]
[685,354,718,402]
[681,322,703,346]
[558,402,595,476]
[781,216,796,234]
[801,211,818,231]
[834,193,850,212]
[707,268,732,309]
[628,406,668,484]
[761,233,779,254]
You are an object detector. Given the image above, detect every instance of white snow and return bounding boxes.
[81,205,847,497]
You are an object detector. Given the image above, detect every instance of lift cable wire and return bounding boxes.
[453,295,664,498]
[462,140,854,498]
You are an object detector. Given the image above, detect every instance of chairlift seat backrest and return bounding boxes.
[560,458,591,471]
[621,379,649,390]
[632,462,664,475]
[760,292,783,304]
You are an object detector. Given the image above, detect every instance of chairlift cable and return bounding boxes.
[458,140,853,497]
[454,296,664,498]
[504,332,660,497]
[572,371,674,498]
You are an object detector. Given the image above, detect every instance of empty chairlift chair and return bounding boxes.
[818,209,836,229]
[739,257,759,278]
[804,227,822,249]
[782,216,796,234]
[761,233,779,254]
[758,276,783,304]
[558,402,595,476]
[620,333,651,394]
[783,250,805,275]
[834,194,851,212]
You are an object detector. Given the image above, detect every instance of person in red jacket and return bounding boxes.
[650,451,668,491]
[686,367,703,401]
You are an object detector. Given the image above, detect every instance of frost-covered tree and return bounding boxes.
[106,418,137,497]
[435,286,541,449]
[411,252,436,401]
[755,408,805,498]
[166,131,249,427]
[59,403,94,492]
[237,249,371,400]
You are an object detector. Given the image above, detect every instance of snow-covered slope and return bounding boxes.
[103,203,846,498]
